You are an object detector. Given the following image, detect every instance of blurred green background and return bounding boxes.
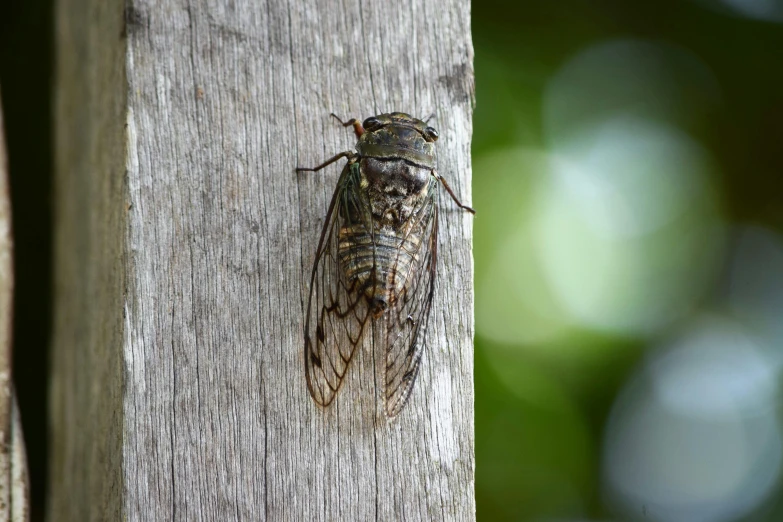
[471,1,783,521]
[2,1,783,521]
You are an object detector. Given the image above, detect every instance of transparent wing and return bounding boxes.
[382,186,439,418]
[304,163,371,407]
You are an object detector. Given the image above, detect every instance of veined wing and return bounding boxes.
[304,161,371,407]
[382,182,439,418]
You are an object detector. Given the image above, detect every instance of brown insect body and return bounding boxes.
[343,113,437,318]
[298,112,473,418]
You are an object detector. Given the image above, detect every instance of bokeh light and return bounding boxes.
[533,117,724,335]
[603,315,782,522]
[601,225,783,522]
[476,39,727,343]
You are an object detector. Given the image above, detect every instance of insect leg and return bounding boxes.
[432,169,476,214]
[330,113,365,139]
[296,151,354,173]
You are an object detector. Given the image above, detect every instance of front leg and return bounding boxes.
[432,170,476,214]
[296,151,355,173]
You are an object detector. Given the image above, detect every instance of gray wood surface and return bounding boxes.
[0,89,30,521]
[51,0,475,520]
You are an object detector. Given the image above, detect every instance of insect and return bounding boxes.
[297,112,475,418]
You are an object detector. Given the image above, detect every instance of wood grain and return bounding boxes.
[52,1,475,519]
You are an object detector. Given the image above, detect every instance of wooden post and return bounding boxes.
[51,0,475,519]
[0,88,31,521]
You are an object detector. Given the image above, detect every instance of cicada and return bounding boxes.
[297,112,475,418]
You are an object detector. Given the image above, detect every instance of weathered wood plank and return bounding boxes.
[0,88,31,521]
[52,0,475,519]
[10,398,28,522]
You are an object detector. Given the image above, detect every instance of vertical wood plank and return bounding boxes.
[52,1,475,519]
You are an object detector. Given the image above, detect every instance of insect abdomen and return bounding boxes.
[338,225,423,315]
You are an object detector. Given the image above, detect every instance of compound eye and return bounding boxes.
[423,126,439,142]
[362,117,382,131]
